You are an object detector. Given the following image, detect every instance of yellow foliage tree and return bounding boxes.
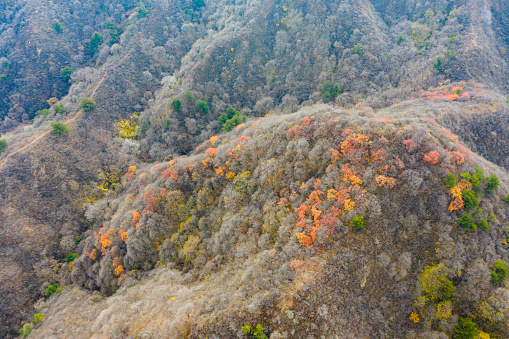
[183,235,200,260]
[114,265,124,276]
[115,113,139,139]
[344,199,355,211]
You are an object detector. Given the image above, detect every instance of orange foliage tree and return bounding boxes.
[423,151,440,164]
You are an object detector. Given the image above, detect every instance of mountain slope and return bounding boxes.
[26,103,509,338]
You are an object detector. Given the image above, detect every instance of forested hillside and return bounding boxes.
[1,0,509,338]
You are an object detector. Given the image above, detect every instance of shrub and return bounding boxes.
[478,218,489,231]
[461,190,479,211]
[321,80,341,102]
[35,109,51,120]
[193,0,205,9]
[137,6,149,19]
[219,106,247,132]
[475,167,484,181]
[59,66,74,81]
[433,56,443,70]
[242,324,268,339]
[445,49,456,58]
[32,313,44,325]
[444,173,457,187]
[419,264,456,301]
[51,122,71,136]
[171,98,182,112]
[490,260,508,286]
[352,43,363,55]
[80,98,97,112]
[0,139,7,154]
[53,102,65,114]
[411,23,431,49]
[350,215,365,232]
[18,323,32,338]
[461,171,481,191]
[140,121,150,135]
[45,283,62,298]
[89,32,104,54]
[65,253,79,263]
[105,20,117,30]
[75,236,82,244]
[458,213,477,231]
[185,90,196,103]
[505,194,509,205]
[0,74,6,82]
[452,317,480,339]
[397,35,406,45]
[485,174,499,194]
[53,21,63,33]
[196,100,209,114]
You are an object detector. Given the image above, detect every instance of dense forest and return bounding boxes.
[1,0,509,338]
